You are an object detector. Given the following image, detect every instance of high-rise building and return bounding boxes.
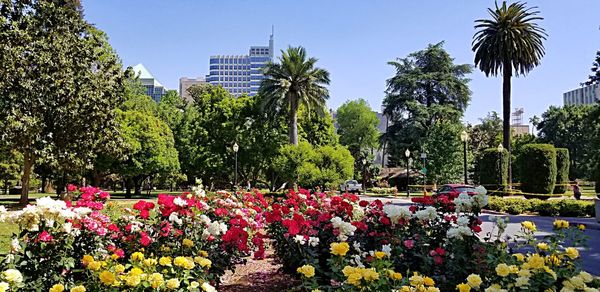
[563,83,600,105]
[132,63,166,102]
[206,30,274,97]
[179,77,206,102]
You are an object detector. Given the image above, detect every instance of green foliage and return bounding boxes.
[553,148,570,194]
[260,46,330,145]
[0,0,126,201]
[273,142,353,189]
[421,121,464,184]
[583,50,600,86]
[520,144,557,194]
[511,133,539,183]
[298,107,338,147]
[538,105,595,179]
[487,197,594,217]
[382,42,472,167]
[477,148,509,189]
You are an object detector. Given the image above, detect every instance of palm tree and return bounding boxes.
[259,46,330,145]
[472,1,546,185]
[529,115,540,135]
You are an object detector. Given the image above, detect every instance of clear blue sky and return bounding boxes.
[83,0,600,124]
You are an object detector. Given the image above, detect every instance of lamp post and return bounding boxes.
[420,152,427,190]
[362,158,367,191]
[460,130,469,185]
[497,143,504,191]
[233,142,239,189]
[405,149,411,197]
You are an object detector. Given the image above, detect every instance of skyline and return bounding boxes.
[83,0,600,124]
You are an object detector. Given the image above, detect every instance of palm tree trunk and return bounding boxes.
[289,96,299,145]
[502,62,512,188]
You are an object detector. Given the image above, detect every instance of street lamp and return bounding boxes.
[233,142,239,189]
[362,158,367,191]
[497,143,503,191]
[405,149,411,197]
[460,130,469,185]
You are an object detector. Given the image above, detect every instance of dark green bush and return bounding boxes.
[486,197,593,217]
[520,144,557,194]
[553,148,570,194]
[478,148,509,191]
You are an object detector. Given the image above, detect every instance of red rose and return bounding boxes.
[403,239,414,249]
[67,184,77,192]
[434,255,443,265]
[140,232,152,246]
[38,230,54,242]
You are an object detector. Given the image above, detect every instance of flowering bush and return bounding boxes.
[0,185,268,291]
[266,187,599,291]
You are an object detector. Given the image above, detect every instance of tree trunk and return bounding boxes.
[502,62,512,188]
[125,179,132,199]
[289,96,299,145]
[134,178,142,197]
[41,176,47,193]
[19,151,34,205]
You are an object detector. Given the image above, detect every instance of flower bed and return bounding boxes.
[0,185,597,291]
[0,185,268,291]
[265,188,599,291]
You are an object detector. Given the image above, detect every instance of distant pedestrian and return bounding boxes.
[246,180,251,191]
[572,181,581,200]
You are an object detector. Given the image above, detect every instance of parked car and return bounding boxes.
[340,180,362,194]
[435,184,478,197]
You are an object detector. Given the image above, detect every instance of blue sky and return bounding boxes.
[83,0,600,124]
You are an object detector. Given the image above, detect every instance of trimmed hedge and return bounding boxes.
[487,197,594,217]
[553,148,570,194]
[520,144,557,194]
[478,147,509,190]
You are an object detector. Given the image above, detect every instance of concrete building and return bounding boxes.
[179,77,206,103]
[563,83,600,105]
[132,64,166,102]
[206,31,274,97]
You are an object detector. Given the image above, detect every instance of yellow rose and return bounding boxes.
[565,247,579,259]
[553,219,569,229]
[347,272,362,287]
[409,274,424,286]
[457,283,471,292]
[515,276,530,287]
[82,255,94,266]
[99,271,116,285]
[330,242,350,257]
[130,252,144,261]
[173,256,187,267]
[144,258,158,267]
[400,286,411,292]
[578,271,594,283]
[2,269,22,284]
[183,257,195,270]
[195,257,212,269]
[70,286,86,292]
[578,224,585,231]
[387,270,403,280]
[495,263,510,277]
[466,274,482,288]
[374,251,386,259]
[201,282,217,292]
[166,278,180,289]
[423,276,435,286]
[521,221,537,232]
[200,250,209,257]
[159,256,172,266]
[526,254,545,269]
[362,268,379,281]
[114,264,125,274]
[296,265,315,278]
[426,288,440,292]
[537,242,549,251]
[182,238,194,248]
[513,253,525,262]
[149,273,164,289]
[124,274,141,287]
[86,261,101,271]
[49,283,65,292]
[189,281,199,289]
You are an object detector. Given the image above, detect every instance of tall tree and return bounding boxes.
[383,42,472,168]
[259,46,330,145]
[583,50,600,86]
[0,0,126,204]
[472,1,547,185]
[336,99,380,177]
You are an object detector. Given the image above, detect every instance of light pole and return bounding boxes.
[362,158,367,191]
[460,130,469,185]
[497,143,504,191]
[405,149,411,197]
[420,152,427,190]
[233,142,239,189]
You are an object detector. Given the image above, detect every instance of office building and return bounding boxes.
[563,83,600,105]
[132,63,166,102]
[206,31,274,97]
[179,77,206,102]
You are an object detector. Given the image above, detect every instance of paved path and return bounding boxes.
[359,195,600,276]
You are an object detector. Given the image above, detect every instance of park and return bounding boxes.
[1,0,600,291]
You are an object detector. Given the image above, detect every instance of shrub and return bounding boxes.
[478,148,509,191]
[520,144,557,194]
[486,197,594,217]
[553,148,570,194]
